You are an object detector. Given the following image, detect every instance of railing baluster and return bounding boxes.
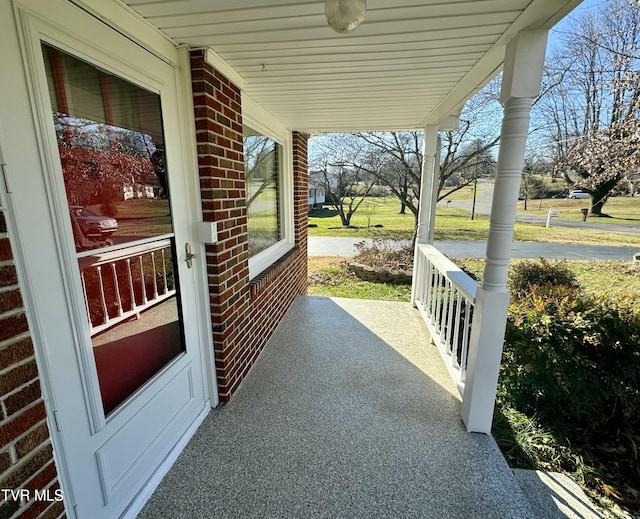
[111,262,123,317]
[446,282,456,354]
[423,259,431,311]
[441,279,450,347]
[452,292,462,368]
[161,248,168,295]
[139,254,147,305]
[424,260,432,312]
[151,251,159,299]
[80,271,93,334]
[433,271,442,327]
[461,304,472,382]
[126,258,136,312]
[96,266,108,325]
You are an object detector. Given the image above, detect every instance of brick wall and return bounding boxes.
[0,211,64,519]
[191,51,308,402]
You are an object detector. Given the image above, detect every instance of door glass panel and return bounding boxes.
[42,44,185,415]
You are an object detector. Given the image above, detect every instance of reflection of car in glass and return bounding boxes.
[71,206,118,237]
[568,190,590,199]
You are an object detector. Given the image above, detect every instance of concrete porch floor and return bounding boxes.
[138,295,536,518]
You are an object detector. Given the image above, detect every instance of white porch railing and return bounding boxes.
[413,243,478,395]
[78,239,176,336]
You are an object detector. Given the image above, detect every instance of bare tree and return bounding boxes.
[310,135,379,226]
[244,134,277,206]
[308,78,503,232]
[539,0,640,215]
[310,165,377,227]
[351,131,422,221]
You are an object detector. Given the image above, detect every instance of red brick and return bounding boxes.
[0,442,52,488]
[0,403,46,448]
[0,498,20,518]
[0,338,34,371]
[18,495,50,519]
[0,238,12,262]
[0,265,18,288]
[35,499,65,519]
[0,450,11,473]
[24,461,57,495]
[0,313,28,342]
[0,289,23,316]
[4,381,42,417]
[0,360,38,398]
[15,421,49,458]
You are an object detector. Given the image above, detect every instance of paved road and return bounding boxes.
[308,236,639,260]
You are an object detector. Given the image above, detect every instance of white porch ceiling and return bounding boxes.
[121,0,582,132]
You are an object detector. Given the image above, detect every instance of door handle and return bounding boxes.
[185,243,196,268]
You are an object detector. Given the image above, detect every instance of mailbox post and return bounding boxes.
[581,208,589,221]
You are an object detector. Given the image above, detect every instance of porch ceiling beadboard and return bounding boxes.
[120,0,581,131]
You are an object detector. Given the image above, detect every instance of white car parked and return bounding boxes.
[568,190,590,199]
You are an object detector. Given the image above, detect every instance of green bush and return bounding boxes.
[500,287,640,445]
[509,258,579,294]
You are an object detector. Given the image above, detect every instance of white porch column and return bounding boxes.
[462,31,548,433]
[415,126,439,244]
[411,126,438,305]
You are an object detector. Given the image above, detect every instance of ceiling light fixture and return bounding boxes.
[325,0,366,34]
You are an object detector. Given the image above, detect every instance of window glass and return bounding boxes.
[42,44,185,415]
[243,126,281,256]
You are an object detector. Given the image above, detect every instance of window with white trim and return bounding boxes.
[242,96,294,278]
[244,126,281,256]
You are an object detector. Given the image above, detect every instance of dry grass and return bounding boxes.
[308,256,344,270]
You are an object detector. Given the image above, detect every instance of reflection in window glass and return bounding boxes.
[42,44,185,416]
[243,126,281,256]
[42,44,171,252]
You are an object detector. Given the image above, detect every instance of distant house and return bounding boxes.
[309,187,325,209]
[123,183,159,200]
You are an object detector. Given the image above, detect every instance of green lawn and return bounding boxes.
[102,198,171,219]
[309,197,416,240]
[440,184,476,201]
[309,197,640,247]
[518,195,640,223]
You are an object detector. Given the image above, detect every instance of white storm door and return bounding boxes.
[14,2,208,518]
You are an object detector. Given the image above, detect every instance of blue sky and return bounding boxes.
[547,0,607,55]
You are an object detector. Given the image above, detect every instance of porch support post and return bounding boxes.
[420,126,440,245]
[411,126,439,305]
[461,30,548,433]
